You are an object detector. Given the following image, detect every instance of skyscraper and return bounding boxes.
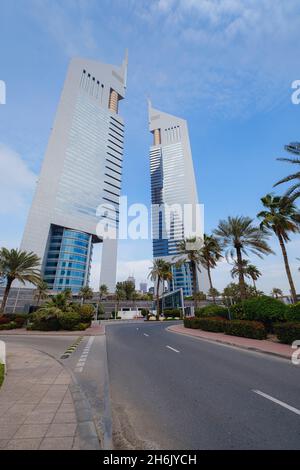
[148,101,208,296]
[21,53,128,293]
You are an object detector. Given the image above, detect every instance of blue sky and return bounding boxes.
[1,0,300,293]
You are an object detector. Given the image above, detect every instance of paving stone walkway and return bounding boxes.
[0,344,100,450]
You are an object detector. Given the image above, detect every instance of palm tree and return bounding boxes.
[214,216,273,300]
[78,286,94,305]
[148,259,172,320]
[246,264,262,291]
[231,260,261,291]
[258,194,300,303]
[40,291,70,311]
[34,280,49,306]
[274,142,300,201]
[97,284,108,320]
[62,287,72,301]
[208,287,220,300]
[115,283,126,317]
[271,287,283,299]
[99,284,108,301]
[174,237,203,310]
[0,248,41,314]
[231,259,250,281]
[199,234,223,303]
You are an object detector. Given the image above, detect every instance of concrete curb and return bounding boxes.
[32,347,102,449]
[166,326,291,361]
[98,327,113,450]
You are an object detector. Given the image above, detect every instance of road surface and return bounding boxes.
[2,322,300,450]
[106,322,300,450]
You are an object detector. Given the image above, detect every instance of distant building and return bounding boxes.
[140,282,147,293]
[148,101,209,296]
[127,275,136,288]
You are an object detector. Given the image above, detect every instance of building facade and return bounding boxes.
[148,102,208,296]
[139,282,148,294]
[21,54,128,292]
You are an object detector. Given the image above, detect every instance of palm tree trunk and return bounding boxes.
[191,261,198,311]
[0,278,13,314]
[252,279,257,292]
[236,246,247,299]
[207,265,216,303]
[277,233,297,303]
[156,276,161,321]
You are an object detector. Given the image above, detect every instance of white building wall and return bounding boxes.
[21,54,128,291]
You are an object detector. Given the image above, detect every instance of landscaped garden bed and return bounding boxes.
[185,297,300,344]
[0,292,95,332]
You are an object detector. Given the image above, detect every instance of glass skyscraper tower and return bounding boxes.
[21,53,128,292]
[148,101,208,296]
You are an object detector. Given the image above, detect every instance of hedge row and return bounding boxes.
[273,323,300,345]
[229,296,300,326]
[184,316,267,340]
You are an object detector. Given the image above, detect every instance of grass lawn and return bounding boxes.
[0,363,4,388]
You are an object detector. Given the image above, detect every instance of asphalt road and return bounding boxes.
[106,322,300,450]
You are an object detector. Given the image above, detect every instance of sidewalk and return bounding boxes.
[0,324,105,336]
[0,344,100,450]
[167,324,292,360]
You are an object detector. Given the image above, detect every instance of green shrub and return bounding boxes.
[184,316,227,332]
[140,308,149,317]
[195,305,229,319]
[0,316,11,325]
[79,304,94,324]
[30,307,61,331]
[163,309,181,318]
[0,314,27,328]
[229,296,287,330]
[73,322,89,331]
[0,321,17,330]
[228,303,244,319]
[14,316,26,328]
[285,303,300,323]
[274,322,300,344]
[59,311,81,330]
[225,320,267,340]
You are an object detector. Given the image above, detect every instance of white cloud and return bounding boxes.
[0,143,36,215]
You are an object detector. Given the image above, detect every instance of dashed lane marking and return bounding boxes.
[253,390,300,416]
[166,345,180,353]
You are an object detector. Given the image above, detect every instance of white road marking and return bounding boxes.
[74,336,95,373]
[166,345,180,353]
[144,333,149,337]
[253,390,300,416]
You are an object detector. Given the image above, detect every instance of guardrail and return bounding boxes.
[0,340,6,372]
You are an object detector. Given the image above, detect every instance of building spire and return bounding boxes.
[122,49,128,88]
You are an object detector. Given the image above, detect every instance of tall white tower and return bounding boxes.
[21,53,128,293]
[148,101,209,296]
